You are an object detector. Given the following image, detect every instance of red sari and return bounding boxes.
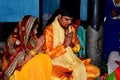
[2,15,39,79]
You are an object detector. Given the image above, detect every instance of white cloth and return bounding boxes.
[108,51,120,74]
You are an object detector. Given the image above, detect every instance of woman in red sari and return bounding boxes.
[2,15,52,80]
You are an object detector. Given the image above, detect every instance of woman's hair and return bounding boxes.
[46,8,75,26]
[24,15,42,38]
[32,17,43,38]
[23,15,43,38]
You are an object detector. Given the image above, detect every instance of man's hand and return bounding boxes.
[64,31,73,48]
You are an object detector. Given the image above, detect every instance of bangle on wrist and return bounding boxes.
[28,50,36,56]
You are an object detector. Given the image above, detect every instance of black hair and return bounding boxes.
[36,18,43,37]
[46,8,75,26]
[29,16,42,38]
[58,8,75,17]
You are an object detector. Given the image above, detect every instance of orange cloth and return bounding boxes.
[83,58,100,80]
[43,18,80,58]
[9,53,52,80]
[43,25,67,58]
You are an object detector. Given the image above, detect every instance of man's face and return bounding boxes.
[58,14,73,28]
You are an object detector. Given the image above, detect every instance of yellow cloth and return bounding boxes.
[43,17,87,80]
[9,53,52,80]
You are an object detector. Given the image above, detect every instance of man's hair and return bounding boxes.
[57,8,75,18]
[46,8,75,26]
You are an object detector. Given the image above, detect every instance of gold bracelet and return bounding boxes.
[29,50,36,56]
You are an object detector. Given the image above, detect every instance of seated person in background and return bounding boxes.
[2,15,52,80]
[43,8,100,80]
[73,19,86,58]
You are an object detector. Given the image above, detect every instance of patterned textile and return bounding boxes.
[2,15,39,79]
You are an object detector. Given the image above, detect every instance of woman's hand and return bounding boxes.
[16,54,33,70]
[34,35,45,52]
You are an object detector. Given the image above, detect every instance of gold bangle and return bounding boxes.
[29,50,36,56]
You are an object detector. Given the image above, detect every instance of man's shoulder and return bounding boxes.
[44,24,53,31]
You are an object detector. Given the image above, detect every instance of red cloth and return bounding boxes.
[115,66,120,80]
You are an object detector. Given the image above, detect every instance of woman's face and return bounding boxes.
[29,23,38,40]
[58,14,73,29]
[33,24,38,35]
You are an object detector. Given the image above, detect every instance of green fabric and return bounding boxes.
[76,26,86,58]
[106,72,116,80]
